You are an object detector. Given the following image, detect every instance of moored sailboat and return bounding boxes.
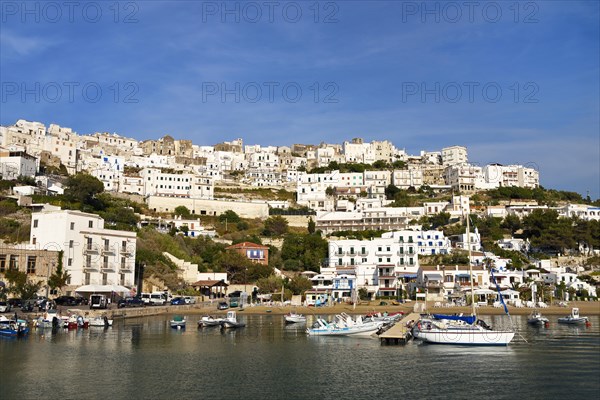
[412,216,515,346]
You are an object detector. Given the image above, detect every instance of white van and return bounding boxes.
[141,293,151,305]
[150,292,166,306]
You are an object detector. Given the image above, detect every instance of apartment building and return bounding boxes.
[0,148,38,179]
[140,168,214,199]
[441,146,468,166]
[29,210,137,292]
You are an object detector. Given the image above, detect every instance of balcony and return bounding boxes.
[120,264,133,272]
[375,249,393,256]
[101,263,116,272]
[120,247,132,256]
[102,247,115,256]
[84,246,98,255]
[426,282,443,288]
[84,264,98,272]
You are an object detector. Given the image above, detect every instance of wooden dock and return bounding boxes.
[379,312,420,345]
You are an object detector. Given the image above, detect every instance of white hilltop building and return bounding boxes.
[29,210,137,293]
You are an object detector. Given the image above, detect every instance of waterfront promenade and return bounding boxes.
[36,300,600,320]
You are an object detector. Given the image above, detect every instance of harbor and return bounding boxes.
[2,313,599,399]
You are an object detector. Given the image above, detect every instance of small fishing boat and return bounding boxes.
[285,312,306,324]
[558,308,589,325]
[527,310,550,326]
[198,315,224,327]
[0,316,29,337]
[220,311,246,329]
[170,315,186,329]
[35,310,63,329]
[89,316,113,327]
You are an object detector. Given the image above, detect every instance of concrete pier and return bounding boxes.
[379,312,420,345]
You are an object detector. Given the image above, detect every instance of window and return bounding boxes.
[33,219,38,228]
[0,255,5,272]
[9,255,18,270]
[70,222,75,230]
[69,240,74,248]
[87,237,93,250]
[121,257,126,269]
[89,220,93,228]
[68,258,72,266]
[27,256,36,274]
[104,239,110,251]
[32,237,36,245]
[103,256,109,269]
[102,273,108,285]
[85,273,90,285]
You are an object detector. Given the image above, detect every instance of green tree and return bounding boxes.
[174,206,191,218]
[307,218,316,234]
[384,184,400,200]
[4,268,42,300]
[256,275,285,294]
[65,173,104,206]
[288,275,313,295]
[263,215,289,236]
[501,214,522,235]
[47,251,70,294]
[215,251,254,284]
[218,210,241,224]
[325,186,335,197]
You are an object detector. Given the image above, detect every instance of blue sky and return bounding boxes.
[1,1,599,198]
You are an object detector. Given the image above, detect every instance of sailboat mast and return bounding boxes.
[467,215,475,317]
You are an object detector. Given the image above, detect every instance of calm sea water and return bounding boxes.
[1,314,599,399]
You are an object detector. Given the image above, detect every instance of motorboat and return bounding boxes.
[198,315,224,327]
[285,312,307,324]
[220,311,246,329]
[89,316,113,327]
[557,308,589,325]
[527,310,550,326]
[0,315,29,337]
[170,315,186,329]
[306,313,383,337]
[35,310,63,329]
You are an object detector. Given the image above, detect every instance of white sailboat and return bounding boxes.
[412,216,515,346]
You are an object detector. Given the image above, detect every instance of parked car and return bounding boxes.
[55,296,86,306]
[7,298,23,308]
[183,296,196,304]
[20,300,36,312]
[117,297,145,308]
[229,299,239,308]
[217,302,229,310]
[90,294,108,309]
[149,292,166,306]
[0,301,11,313]
[171,297,186,306]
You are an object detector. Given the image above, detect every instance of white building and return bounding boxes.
[0,148,37,179]
[29,210,137,291]
[140,168,214,199]
[441,146,468,166]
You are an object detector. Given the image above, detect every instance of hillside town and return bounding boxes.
[1,118,599,308]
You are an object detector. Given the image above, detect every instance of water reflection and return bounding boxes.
[1,315,598,399]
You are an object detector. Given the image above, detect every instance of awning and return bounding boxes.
[456,274,470,278]
[75,284,131,294]
[426,274,443,280]
[398,274,417,278]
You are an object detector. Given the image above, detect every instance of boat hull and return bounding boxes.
[413,328,515,345]
[557,318,588,325]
